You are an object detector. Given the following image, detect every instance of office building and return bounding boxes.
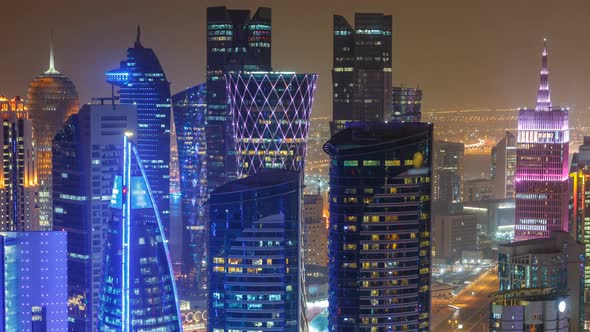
[98,135,181,331]
[515,40,569,241]
[463,199,515,236]
[27,37,78,229]
[206,6,272,191]
[491,131,516,199]
[106,26,172,238]
[52,103,136,331]
[226,72,318,177]
[324,122,432,331]
[463,178,494,202]
[0,231,67,332]
[391,86,422,122]
[497,231,583,331]
[0,97,38,231]
[304,193,328,267]
[432,213,477,262]
[433,140,464,203]
[331,13,392,135]
[208,169,304,331]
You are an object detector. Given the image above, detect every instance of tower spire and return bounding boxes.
[134,24,143,48]
[45,29,60,74]
[535,38,551,111]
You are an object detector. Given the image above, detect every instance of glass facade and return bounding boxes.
[171,84,209,296]
[391,86,422,122]
[208,169,303,331]
[206,6,272,191]
[324,122,432,332]
[226,72,318,177]
[433,140,464,203]
[98,136,181,331]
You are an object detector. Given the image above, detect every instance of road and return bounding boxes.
[433,267,499,332]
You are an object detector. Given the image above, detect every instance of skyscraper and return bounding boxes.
[0,96,38,231]
[391,86,422,122]
[0,231,68,332]
[226,72,318,177]
[491,131,517,199]
[98,134,181,331]
[106,26,172,238]
[514,40,569,241]
[304,193,328,267]
[206,6,272,191]
[433,140,464,203]
[331,13,392,135]
[324,122,432,331]
[171,84,208,296]
[52,103,137,332]
[27,35,79,229]
[208,169,304,331]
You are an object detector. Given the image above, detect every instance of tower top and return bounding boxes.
[134,24,143,48]
[535,38,551,111]
[45,29,60,74]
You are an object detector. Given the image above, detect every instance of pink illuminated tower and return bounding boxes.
[514,39,570,241]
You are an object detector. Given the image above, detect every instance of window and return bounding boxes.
[363,160,380,166]
[344,160,358,167]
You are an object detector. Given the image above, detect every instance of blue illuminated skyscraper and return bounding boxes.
[208,169,304,331]
[171,84,208,296]
[106,26,172,238]
[98,135,181,331]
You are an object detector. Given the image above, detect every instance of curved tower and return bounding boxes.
[27,33,79,229]
[226,72,318,177]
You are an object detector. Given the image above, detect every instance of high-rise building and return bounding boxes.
[171,84,209,296]
[106,26,172,238]
[303,193,328,267]
[463,178,494,202]
[432,213,477,262]
[98,134,181,331]
[0,231,67,332]
[206,6,272,191]
[324,122,432,331]
[0,96,38,231]
[27,36,79,229]
[433,140,464,203]
[226,72,318,177]
[514,40,569,241]
[391,86,422,122]
[52,103,136,332]
[208,169,304,331]
[491,131,517,199]
[331,13,392,135]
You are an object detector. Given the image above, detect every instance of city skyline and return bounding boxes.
[3,0,590,117]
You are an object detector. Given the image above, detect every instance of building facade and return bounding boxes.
[98,135,181,331]
[52,103,136,331]
[391,86,422,122]
[304,193,328,266]
[432,213,477,262]
[106,26,172,239]
[0,97,38,231]
[331,13,392,135]
[491,131,516,199]
[227,72,318,177]
[206,6,272,191]
[0,231,67,332]
[433,140,464,203]
[463,178,494,202]
[208,169,304,331]
[27,38,79,229]
[324,122,432,331]
[515,40,569,241]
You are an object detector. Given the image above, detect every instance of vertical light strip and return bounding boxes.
[122,135,131,332]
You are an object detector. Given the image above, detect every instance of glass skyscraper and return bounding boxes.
[208,169,304,331]
[52,103,137,332]
[226,72,318,177]
[27,36,79,229]
[106,26,172,239]
[391,86,422,122]
[324,122,432,331]
[515,40,569,241]
[433,140,464,203]
[331,13,392,135]
[206,6,272,191]
[98,135,181,331]
[171,84,209,296]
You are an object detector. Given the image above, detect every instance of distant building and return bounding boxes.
[514,40,569,241]
[303,194,328,266]
[463,178,494,202]
[324,122,432,331]
[432,213,477,262]
[27,37,79,229]
[0,231,67,332]
[331,13,392,135]
[208,169,304,331]
[0,97,38,232]
[391,86,422,122]
[491,131,516,199]
[433,140,464,203]
[462,199,515,235]
[52,103,136,332]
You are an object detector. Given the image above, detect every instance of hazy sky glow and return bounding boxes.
[2,0,590,117]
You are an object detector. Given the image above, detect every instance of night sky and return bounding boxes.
[2,0,590,117]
